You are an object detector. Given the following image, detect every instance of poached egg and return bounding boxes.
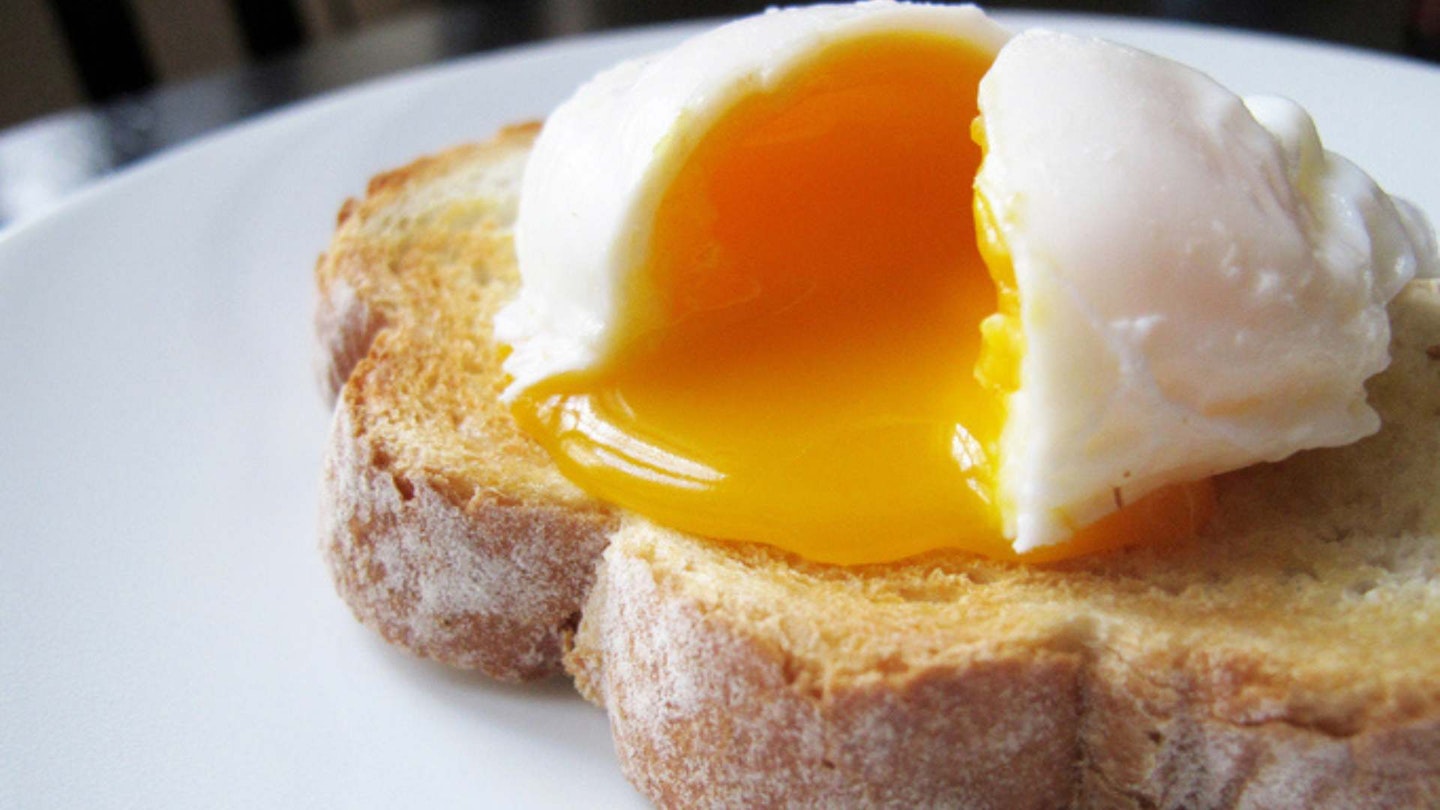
[494,2,1437,564]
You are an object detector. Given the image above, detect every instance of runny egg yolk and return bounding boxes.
[510,33,1215,565]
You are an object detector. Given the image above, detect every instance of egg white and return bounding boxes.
[977,30,1435,550]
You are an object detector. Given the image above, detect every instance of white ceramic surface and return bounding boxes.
[2,12,1437,809]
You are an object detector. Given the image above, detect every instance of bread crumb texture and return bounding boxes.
[568,281,1440,809]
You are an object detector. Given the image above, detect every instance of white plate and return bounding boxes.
[2,12,1437,809]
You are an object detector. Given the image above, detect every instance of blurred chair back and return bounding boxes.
[49,0,321,103]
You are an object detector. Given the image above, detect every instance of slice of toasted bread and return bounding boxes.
[317,126,1440,804]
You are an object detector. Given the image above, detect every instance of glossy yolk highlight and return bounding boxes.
[511,34,1215,565]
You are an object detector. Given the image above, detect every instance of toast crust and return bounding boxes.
[320,396,613,677]
[570,521,1440,808]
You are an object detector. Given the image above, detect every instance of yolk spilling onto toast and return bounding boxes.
[511,34,1214,564]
